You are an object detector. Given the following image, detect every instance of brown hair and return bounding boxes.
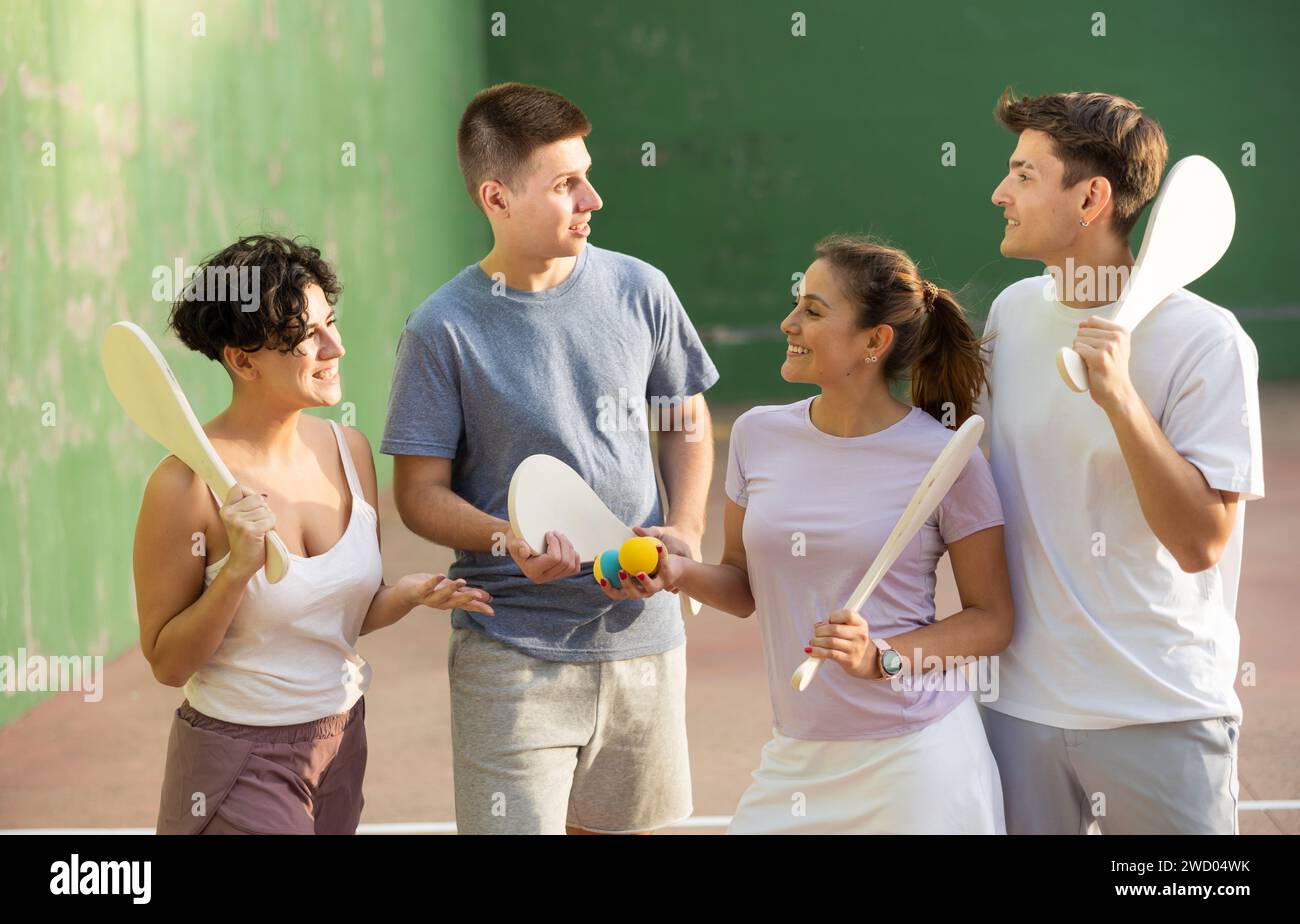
[457,82,592,212]
[814,234,987,427]
[994,88,1168,240]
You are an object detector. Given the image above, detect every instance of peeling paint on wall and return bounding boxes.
[1,0,487,727]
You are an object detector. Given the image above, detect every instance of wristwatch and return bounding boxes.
[872,638,903,679]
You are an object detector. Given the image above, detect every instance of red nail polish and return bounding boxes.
[804,647,813,654]
[599,579,607,587]
[657,545,665,553]
[637,572,648,581]
[619,571,627,580]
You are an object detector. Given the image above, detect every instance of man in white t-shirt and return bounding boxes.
[977,89,1264,834]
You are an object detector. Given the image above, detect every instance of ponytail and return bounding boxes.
[910,283,987,427]
[813,234,988,429]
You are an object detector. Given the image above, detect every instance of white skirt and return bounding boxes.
[728,696,1006,834]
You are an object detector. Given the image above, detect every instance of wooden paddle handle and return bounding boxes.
[791,548,888,689]
[264,532,291,583]
[791,657,821,691]
[1055,346,1090,393]
[206,472,291,584]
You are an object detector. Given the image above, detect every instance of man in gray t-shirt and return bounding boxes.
[381,83,718,834]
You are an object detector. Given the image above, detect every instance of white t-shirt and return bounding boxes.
[977,275,1265,729]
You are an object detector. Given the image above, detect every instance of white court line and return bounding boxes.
[0,816,736,835]
[1238,800,1300,811]
[2,806,1296,835]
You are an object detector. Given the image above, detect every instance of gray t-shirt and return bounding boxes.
[380,243,719,661]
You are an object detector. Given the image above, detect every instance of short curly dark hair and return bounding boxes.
[168,234,341,363]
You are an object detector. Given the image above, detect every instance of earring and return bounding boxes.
[1079,219,1090,228]
[865,354,878,363]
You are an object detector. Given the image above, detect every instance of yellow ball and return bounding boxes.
[618,536,661,578]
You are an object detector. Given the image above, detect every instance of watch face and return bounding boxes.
[882,649,903,676]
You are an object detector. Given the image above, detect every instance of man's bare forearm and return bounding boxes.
[656,396,713,537]
[1106,389,1235,571]
[398,483,510,553]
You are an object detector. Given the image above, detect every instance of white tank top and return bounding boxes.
[183,420,383,726]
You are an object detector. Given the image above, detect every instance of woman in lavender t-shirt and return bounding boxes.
[606,235,1014,833]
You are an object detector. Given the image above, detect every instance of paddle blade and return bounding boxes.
[102,322,212,460]
[507,454,632,561]
[1056,155,1235,392]
[1116,154,1235,329]
[101,321,290,583]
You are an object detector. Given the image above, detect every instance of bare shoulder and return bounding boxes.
[340,424,375,475]
[301,414,374,481]
[340,424,379,505]
[340,422,373,459]
[139,455,217,534]
[144,455,211,509]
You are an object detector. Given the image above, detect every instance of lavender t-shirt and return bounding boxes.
[726,399,1004,740]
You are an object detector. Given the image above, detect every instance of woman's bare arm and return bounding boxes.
[345,427,492,634]
[808,525,1014,679]
[882,525,1014,665]
[134,457,259,686]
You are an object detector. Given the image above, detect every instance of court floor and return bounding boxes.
[2,386,1296,834]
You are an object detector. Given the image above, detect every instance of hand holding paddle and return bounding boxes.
[791,415,985,692]
[1056,155,1235,393]
[102,321,291,582]
[507,454,703,615]
[505,528,582,584]
[805,608,877,679]
[218,484,282,581]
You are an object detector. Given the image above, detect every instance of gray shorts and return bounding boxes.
[979,705,1239,834]
[448,626,693,834]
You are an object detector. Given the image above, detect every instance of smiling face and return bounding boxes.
[779,259,881,386]
[991,128,1091,265]
[227,283,345,408]
[494,136,603,259]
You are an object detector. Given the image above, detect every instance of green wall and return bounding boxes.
[0,0,487,726]
[483,0,1300,402]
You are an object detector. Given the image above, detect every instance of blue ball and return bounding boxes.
[598,548,624,588]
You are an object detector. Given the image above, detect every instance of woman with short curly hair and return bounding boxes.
[138,234,492,835]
